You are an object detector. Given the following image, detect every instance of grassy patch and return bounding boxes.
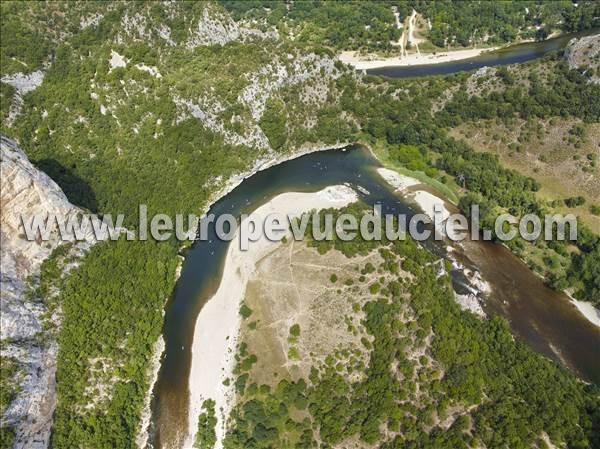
[367,137,460,204]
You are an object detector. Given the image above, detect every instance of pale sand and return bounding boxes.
[339,46,499,70]
[411,190,451,222]
[377,168,419,192]
[376,168,451,233]
[185,185,357,449]
[138,144,351,448]
[569,296,600,328]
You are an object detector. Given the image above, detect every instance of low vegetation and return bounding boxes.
[219,1,600,52]
[45,239,178,448]
[0,356,20,448]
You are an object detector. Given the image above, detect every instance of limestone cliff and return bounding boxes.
[0,135,104,448]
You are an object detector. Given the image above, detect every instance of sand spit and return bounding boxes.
[185,185,357,449]
[339,46,499,70]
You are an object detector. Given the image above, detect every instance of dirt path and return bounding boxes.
[408,9,421,56]
[391,6,406,58]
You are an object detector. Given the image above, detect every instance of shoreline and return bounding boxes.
[376,167,451,229]
[144,142,599,446]
[338,30,576,71]
[376,167,600,329]
[137,142,349,448]
[185,185,358,449]
[567,294,600,328]
[339,46,500,70]
[376,167,488,317]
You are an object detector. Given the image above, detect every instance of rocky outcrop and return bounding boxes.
[565,34,600,84]
[0,135,104,449]
[185,4,278,48]
[0,71,44,125]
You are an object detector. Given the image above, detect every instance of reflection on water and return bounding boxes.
[149,145,600,448]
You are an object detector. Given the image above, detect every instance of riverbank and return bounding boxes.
[376,167,600,329]
[339,46,500,70]
[141,142,349,448]
[376,167,488,317]
[364,141,460,204]
[185,185,358,449]
[376,167,451,225]
[569,296,600,328]
[201,141,352,223]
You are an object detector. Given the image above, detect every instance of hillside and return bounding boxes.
[218,0,600,53]
[0,136,113,448]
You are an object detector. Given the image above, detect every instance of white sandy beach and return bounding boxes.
[339,47,499,70]
[377,168,451,231]
[137,144,352,448]
[569,296,600,328]
[411,190,451,222]
[185,185,357,449]
[377,167,419,192]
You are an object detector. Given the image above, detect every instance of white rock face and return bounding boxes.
[239,53,338,122]
[135,63,162,78]
[1,71,44,125]
[109,50,128,72]
[0,135,106,449]
[185,5,278,48]
[565,34,600,84]
[80,12,103,29]
[174,95,270,150]
[186,6,240,47]
[1,71,44,95]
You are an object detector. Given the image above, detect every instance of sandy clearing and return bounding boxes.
[411,190,451,222]
[185,185,357,449]
[407,9,421,56]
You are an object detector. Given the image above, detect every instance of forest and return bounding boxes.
[415,0,600,47]
[219,0,600,52]
[0,2,356,446]
[41,239,178,448]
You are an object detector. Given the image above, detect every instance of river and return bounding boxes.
[366,31,594,78]
[148,145,600,449]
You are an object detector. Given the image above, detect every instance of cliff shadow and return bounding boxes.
[35,158,98,213]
